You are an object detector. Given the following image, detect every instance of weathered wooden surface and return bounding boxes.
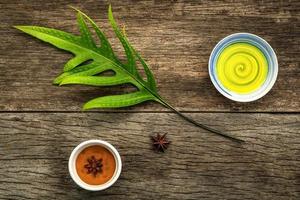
[0,0,299,112]
[0,1,299,200]
[0,113,299,200]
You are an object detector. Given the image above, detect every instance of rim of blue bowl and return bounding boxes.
[208,33,278,102]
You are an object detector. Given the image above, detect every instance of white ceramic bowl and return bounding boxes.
[68,140,122,191]
[208,33,278,102]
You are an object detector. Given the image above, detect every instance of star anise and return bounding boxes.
[84,156,103,177]
[152,133,170,152]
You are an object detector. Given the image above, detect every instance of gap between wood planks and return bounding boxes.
[0,110,299,114]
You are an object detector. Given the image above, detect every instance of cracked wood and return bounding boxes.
[0,113,299,199]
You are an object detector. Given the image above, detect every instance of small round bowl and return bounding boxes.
[68,140,122,191]
[208,33,278,102]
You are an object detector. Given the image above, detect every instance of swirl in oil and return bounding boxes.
[216,43,268,94]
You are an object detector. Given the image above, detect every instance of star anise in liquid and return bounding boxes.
[84,156,103,177]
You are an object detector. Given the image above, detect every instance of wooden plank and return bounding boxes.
[0,0,299,112]
[0,113,299,199]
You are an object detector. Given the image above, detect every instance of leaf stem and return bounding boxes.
[156,97,244,143]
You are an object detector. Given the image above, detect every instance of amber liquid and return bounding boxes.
[76,145,116,185]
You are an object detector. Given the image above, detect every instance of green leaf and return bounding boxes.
[76,12,97,49]
[15,26,82,54]
[83,90,155,109]
[130,45,157,92]
[15,6,161,109]
[53,61,111,84]
[60,75,132,86]
[108,5,140,77]
[108,5,156,92]
[70,6,116,61]
[15,6,243,143]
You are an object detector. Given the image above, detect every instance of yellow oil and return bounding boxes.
[216,43,268,94]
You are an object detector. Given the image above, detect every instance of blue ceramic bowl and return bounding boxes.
[208,33,278,102]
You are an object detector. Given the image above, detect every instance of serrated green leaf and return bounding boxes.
[108,5,156,92]
[83,90,155,109]
[130,45,157,92]
[60,74,133,86]
[15,6,242,142]
[15,26,82,54]
[54,61,111,84]
[64,54,91,72]
[70,6,116,61]
[108,5,139,77]
[15,8,161,109]
[76,12,97,49]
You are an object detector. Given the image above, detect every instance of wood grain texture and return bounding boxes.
[0,113,299,200]
[0,0,299,112]
[0,1,299,199]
